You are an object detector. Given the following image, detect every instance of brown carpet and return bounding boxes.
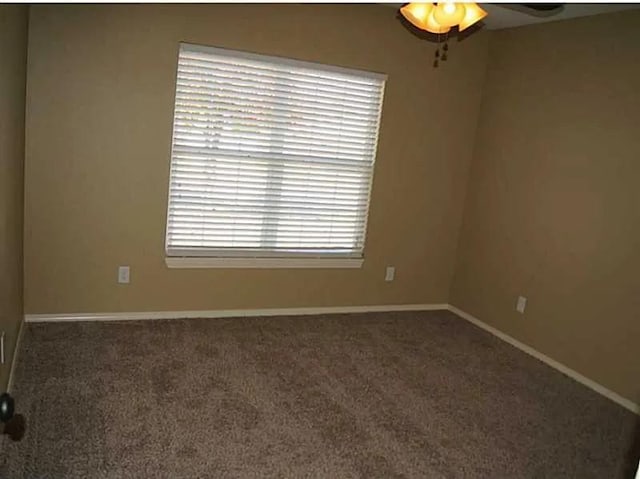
[0,310,637,478]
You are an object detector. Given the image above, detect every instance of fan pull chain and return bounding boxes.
[442,32,449,62]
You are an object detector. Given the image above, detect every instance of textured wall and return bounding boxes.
[24,4,487,314]
[0,5,28,389]
[451,11,640,403]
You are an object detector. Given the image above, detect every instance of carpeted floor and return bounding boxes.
[0,310,637,478]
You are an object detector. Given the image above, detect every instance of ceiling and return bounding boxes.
[481,3,640,29]
[386,3,640,30]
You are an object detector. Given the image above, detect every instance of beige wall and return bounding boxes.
[24,4,487,314]
[451,11,640,403]
[0,5,28,390]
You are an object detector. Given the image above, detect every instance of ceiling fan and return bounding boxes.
[398,2,565,67]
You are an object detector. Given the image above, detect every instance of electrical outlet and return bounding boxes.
[118,266,130,284]
[516,296,527,314]
[385,266,395,282]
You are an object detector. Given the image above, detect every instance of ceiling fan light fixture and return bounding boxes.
[400,2,487,33]
[459,2,488,31]
[399,2,487,68]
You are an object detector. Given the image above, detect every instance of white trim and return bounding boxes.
[24,304,448,323]
[6,319,25,393]
[165,256,364,269]
[447,305,640,415]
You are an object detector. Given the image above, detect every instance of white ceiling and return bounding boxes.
[386,3,640,30]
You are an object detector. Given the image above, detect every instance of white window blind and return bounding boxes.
[166,43,386,259]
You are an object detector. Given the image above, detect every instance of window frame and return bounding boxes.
[164,43,386,269]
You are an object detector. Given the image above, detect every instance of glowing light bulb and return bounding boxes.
[433,2,466,28]
[425,9,450,34]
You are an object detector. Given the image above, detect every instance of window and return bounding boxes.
[165,43,386,267]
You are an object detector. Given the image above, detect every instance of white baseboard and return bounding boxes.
[447,305,640,415]
[24,303,449,323]
[6,319,25,393]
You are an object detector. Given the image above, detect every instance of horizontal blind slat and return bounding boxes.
[176,71,381,106]
[169,206,367,219]
[169,192,371,206]
[171,166,369,183]
[172,126,377,149]
[171,155,372,175]
[172,133,376,157]
[168,238,362,246]
[174,106,377,135]
[179,54,382,89]
[174,92,380,122]
[169,172,371,187]
[172,145,373,168]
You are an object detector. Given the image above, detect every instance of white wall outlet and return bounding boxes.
[385,266,395,282]
[516,296,527,314]
[118,266,130,284]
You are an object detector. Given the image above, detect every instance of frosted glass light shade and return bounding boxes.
[399,3,434,30]
[433,2,466,28]
[459,3,488,31]
[424,9,451,34]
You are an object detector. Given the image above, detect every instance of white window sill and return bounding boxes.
[165,257,364,269]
